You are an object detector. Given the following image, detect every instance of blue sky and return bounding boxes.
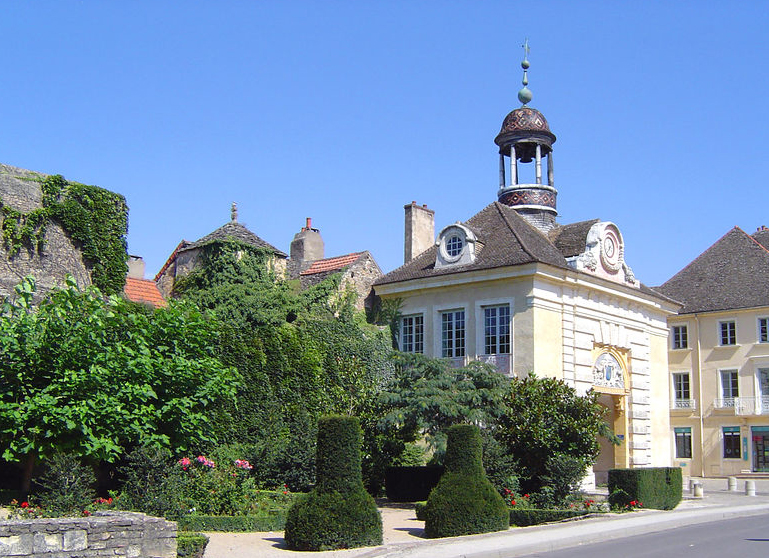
[3,2,769,287]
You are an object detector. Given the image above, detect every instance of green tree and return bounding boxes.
[496,375,616,499]
[0,277,239,493]
[171,240,393,491]
[377,352,509,452]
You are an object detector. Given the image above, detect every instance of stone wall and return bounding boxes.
[0,512,176,558]
[0,164,91,301]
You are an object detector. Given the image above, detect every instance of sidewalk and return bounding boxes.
[203,477,769,558]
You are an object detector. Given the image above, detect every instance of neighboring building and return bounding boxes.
[657,226,769,476]
[373,54,679,485]
[288,218,382,312]
[154,203,288,299]
[0,164,93,299]
[123,255,166,308]
[155,211,382,312]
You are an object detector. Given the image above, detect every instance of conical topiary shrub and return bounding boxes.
[423,424,509,538]
[284,415,382,550]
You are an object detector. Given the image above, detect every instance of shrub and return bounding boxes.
[608,467,682,510]
[284,416,382,550]
[540,453,587,503]
[176,533,209,558]
[178,511,286,532]
[385,466,444,502]
[32,453,96,515]
[509,508,590,526]
[118,447,187,519]
[414,501,426,521]
[423,425,509,538]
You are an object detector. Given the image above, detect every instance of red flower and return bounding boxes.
[82,510,91,516]
[20,502,29,508]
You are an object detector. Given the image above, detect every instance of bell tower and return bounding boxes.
[494,39,558,232]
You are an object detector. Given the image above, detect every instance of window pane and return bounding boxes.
[402,315,424,354]
[441,310,465,358]
[673,373,690,400]
[721,321,736,345]
[721,370,739,399]
[672,326,688,349]
[484,305,511,355]
[760,319,769,343]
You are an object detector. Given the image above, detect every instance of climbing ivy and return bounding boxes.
[0,174,128,295]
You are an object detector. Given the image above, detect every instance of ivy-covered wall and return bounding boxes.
[0,164,128,296]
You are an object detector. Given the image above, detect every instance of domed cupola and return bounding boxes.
[495,40,558,232]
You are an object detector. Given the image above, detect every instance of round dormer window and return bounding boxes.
[446,235,464,257]
[435,223,476,268]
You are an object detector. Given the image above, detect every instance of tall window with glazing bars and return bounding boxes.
[441,310,465,358]
[401,315,424,353]
[484,305,510,354]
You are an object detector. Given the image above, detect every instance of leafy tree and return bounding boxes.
[377,352,509,452]
[0,277,239,492]
[171,241,393,491]
[496,375,616,498]
[360,353,509,494]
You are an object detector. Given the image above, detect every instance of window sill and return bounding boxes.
[715,344,741,348]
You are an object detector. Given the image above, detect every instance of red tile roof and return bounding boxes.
[124,277,167,308]
[300,252,365,276]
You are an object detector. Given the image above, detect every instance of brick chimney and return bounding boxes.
[404,201,435,263]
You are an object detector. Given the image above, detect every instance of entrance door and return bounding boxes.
[752,427,769,472]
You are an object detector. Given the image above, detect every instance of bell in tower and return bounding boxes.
[495,39,558,233]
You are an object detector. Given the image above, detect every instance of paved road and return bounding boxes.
[517,512,769,558]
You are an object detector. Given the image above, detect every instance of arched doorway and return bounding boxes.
[591,348,630,484]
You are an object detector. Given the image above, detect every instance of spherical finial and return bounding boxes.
[519,38,532,106]
[518,87,533,105]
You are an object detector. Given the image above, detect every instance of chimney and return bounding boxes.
[127,255,146,279]
[404,201,435,263]
[290,217,324,266]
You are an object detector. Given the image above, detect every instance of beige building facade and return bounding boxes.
[374,94,678,485]
[659,227,769,477]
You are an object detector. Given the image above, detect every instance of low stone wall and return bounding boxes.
[0,512,177,558]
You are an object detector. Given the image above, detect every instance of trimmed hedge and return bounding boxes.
[385,467,444,502]
[509,508,590,526]
[608,467,682,510]
[284,490,382,550]
[178,511,286,532]
[177,533,209,558]
[414,501,426,521]
[423,425,509,538]
[284,416,382,550]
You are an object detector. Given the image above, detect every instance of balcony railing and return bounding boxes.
[477,353,512,375]
[714,397,769,415]
[671,398,696,410]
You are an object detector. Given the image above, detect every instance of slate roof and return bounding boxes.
[179,221,287,258]
[656,227,769,314]
[124,277,167,308]
[375,202,572,286]
[752,227,769,248]
[300,252,366,276]
[549,219,599,258]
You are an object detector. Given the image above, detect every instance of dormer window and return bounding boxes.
[435,223,477,268]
